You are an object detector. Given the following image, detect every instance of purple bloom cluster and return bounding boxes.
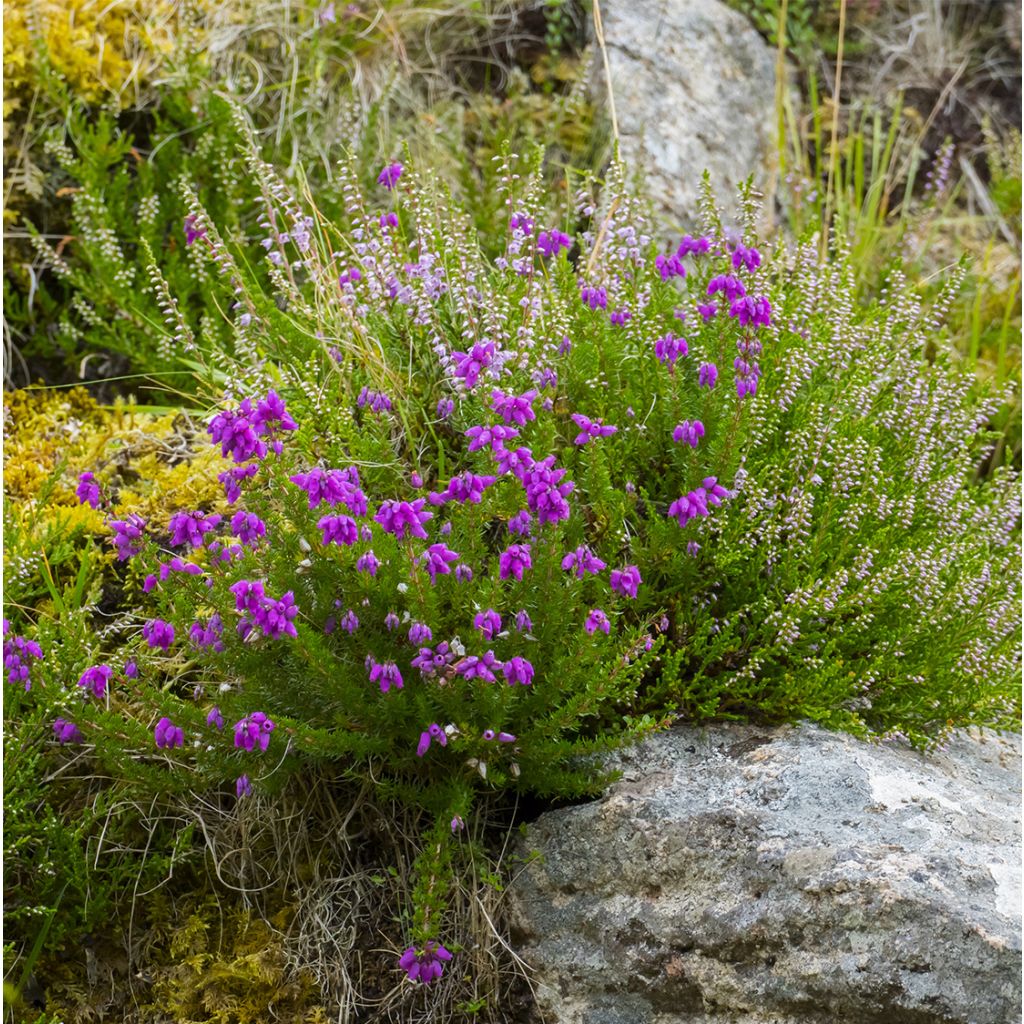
[508,509,532,536]
[234,711,275,752]
[290,466,366,514]
[697,302,718,321]
[378,162,403,189]
[708,274,746,302]
[230,580,299,639]
[4,621,43,690]
[455,650,501,681]
[417,543,459,583]
[318,514,359,546]
[498,543,532,581]
[610,565,642,599]
[408,622,432,645]
[109,514,146,561]
[78,664,112,699]
[358,387,393,414]
[190,614,224,652]
[668,477,729,527]
[580,285,608,310]
[482,729,516,742]
[571,414,617,446]
[502,656,534,686]
[208,390,297,463]
[143,618,175,651]
[562,545,606,579]
[368,658,404,693]
[399,941,452,984]
[155,716,184,749]
[537,229,571,257]
[673,420,705,448]
[76,472,101,508]
[219,464,259,503]
[609,308,632,327]
[231,510,266,546]
[732,243,761,273]
[375,499,432,540]
[411,641,456,677]
[520,455,574,525]
[356,550,381,576]
[429,472,496,506]
[729,295,772,329]
[677,234,711,257]
[416,722,448,757]
[184,214,207,246]
[53,718,83,744]
[450,341,495,389]
[207,705,224,730]
[465,424,519,453]
[585,609,610,635]
[698,362,719,389]
[491,389,537,426]
[654,334,688,366]
[655,253,686,280]
[473,609,502,641]
[169,510,222,548]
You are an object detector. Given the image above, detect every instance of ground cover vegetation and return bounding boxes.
[3,1,1021,1021]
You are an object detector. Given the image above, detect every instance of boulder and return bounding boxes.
[508,724,1022,1024]
[590,0,780,234]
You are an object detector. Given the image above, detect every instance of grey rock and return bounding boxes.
[508,724,1022,1024]
[591,0,779,233]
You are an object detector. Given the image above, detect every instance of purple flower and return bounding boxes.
[143,619,175,651]
[318,514,359,546]
[168,510,222,548]
[78,664,113,699]
[184,214,207,246]
[450,342,495,390]
[497,731,516,743]
[698,362,719,388]
[416,722,448,757]
[451,815,465,833]
[609,308,631,327]
[155,717,184,750]
[412,641,455,677]
[4,627,43,690]
[729,295,772,329]
[734,357,762,399]
[252,390,298,437]
[53,718,83,744]
[491,389,537,426]
[374,499,432,540]
[436,397,455,419]
[429,472,496,506]
[369,659,404,693]
[473,609,502,641]
[454,563,473,583]
[561,545,606,579]
[494,445,534,479]
[398,941,452,984]
[677,234,711,257]
[236,775,252,799]
[609,565,642,599]
[571,413,618,446]
[419,543,459,584]
[697,302,718,322]
[580,285,608,310]
[465,424,519,453]
[522,456,574,525]
[218,464,259,503]
[707,274,746,302]
[256,591,299,639]
[687,540,701,556]
[537,229,571,257]
[338,266,362,287]
[502,656,534,686]
[455,650,501,682]
[290,467,366,514]
[585,609,610,635]
[378,162,403,189]
[510,212,534,235]
[109,513,146,561]
[507,510,532,536]
[340,610,359,633]
[379,212,399,230]
[672,420,705,448]
[231,510,266,547]
[514,609,533,633]
[233,711,275,752]
[124,660,138,678]
[499,543,532,582]
[655,253,686,280]
[654,334,688,366]
[208,402,266,463]
[357,387,393,414]
[411,472,424,488]
[76,472,101,508]
[356,551,380,576]
[385,612,400,631]
[206,706,224,730]
[408,622,432,645]
[731,243,761,273]
[231,579,266,614]
[668,476,729,527]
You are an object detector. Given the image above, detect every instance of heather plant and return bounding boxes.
[7,139,1019,1016]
